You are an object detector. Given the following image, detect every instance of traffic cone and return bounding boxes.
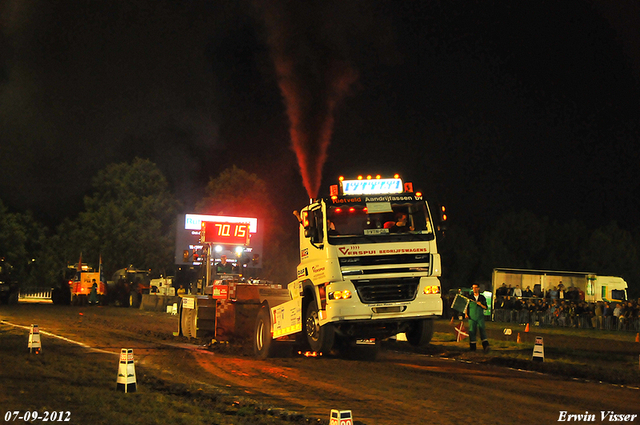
[517,333,521,343]
[28,324,41,354]
[524,323,530,333]
[450,316,454,324]
[116,349,137,393]
[636,333,639,343]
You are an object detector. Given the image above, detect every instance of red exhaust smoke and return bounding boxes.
[257,2,358,199]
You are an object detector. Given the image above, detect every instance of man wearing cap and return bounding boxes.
[466,284,490,352]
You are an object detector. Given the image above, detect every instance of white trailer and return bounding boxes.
[492,268,628,305]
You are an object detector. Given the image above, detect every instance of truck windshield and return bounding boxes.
[326,200,434,244]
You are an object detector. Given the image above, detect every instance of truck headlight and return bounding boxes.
[329,290,352,300]
[423,285,440,295]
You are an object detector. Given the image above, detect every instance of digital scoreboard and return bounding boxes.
[200,221,250,245]
[175,214,262,269]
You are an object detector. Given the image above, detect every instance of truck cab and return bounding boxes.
[291,175,443,352]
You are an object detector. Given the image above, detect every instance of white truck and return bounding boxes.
[491,268,628,304]
[150,277,175,296]
[254,175,444,358]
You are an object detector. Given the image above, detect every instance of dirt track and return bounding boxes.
[2,304,639,425]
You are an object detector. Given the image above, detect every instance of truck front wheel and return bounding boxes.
[406,318,434,346]
[305,301,334,353]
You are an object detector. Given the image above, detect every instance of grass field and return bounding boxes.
[1,318,639,424]
[429,319,640,386]
[0,326,319,425]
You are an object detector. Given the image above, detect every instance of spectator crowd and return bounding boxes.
[491,283,640,332]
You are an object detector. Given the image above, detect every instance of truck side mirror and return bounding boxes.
[296,207,323,245]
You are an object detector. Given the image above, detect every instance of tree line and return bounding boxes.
[439,211,640,298]
[1,158,638,299]
[0,158,294,291]
[0,159,180,289]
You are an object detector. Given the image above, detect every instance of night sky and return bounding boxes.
[1,1,639,233]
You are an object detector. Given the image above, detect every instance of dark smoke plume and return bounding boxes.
[257,1,359,200]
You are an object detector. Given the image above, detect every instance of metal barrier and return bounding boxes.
[18,288,53,303]
[493,308,640,332]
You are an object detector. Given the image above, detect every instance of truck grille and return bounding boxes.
[352,277,419,303]
[339,254,430,267]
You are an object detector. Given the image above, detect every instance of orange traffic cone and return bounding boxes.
[635,333,639,343]
[450,316,454,324]
[517,333,521,344]
[525,323,530,333]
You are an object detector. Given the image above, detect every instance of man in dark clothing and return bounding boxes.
[215,255,234,274]
[466,284,489,352]
[89,279,98,305]
[511,296,523,323]
[523,286,533,298]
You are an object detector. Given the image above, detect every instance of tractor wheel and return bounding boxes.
[129,291,140,308]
